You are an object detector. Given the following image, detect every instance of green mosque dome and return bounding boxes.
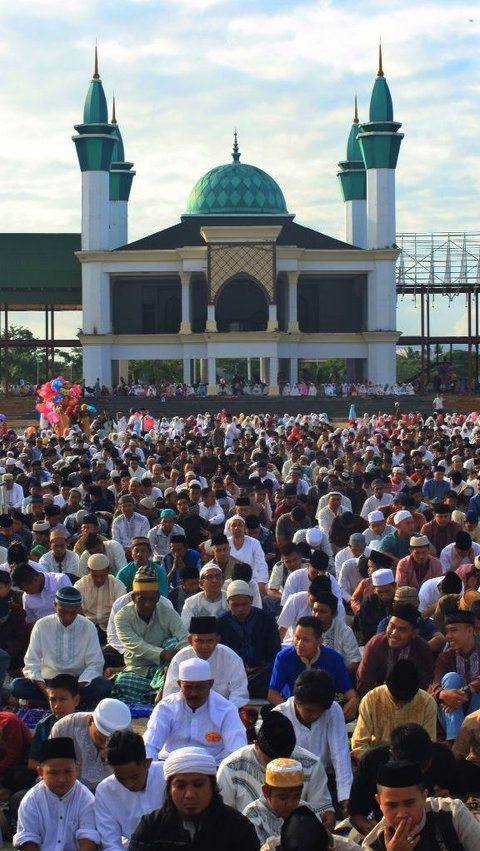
[184,134,290,217]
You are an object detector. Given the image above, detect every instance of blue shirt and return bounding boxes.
[422,478,451,502]
[161,549,201,588]
[269,644,352,699]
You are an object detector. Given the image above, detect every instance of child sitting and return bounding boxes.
[14,736,99,851]
[243,758,308,844]
[28,675,80,770]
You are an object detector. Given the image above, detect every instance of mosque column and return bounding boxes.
[260,358,268,384]
[180,272,192,333]
[287,272,299,332]
[290,357,298,385]
[207,357,217,396]
[118,360,129,382]
[206,305,217,332]
[199,359,207,383]
[267,304,278,332]
[182,357,191,385]
[269,356,279,396]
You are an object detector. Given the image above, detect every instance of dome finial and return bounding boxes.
[353,93,359,123]
[232,129,241,162]
[377,41,384,77]
[93,43,100,80]
[111,93,117,124]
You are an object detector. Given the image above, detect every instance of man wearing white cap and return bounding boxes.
[50,697,131,791]
[292,526,333,562]
[316,493,345,536]
[355,568,396,643]
[163,616,249,708]
[130,746,260,851]
[217,580,281,698]
[3,472,24,509]
[396,535,443,590]
[180,563,228,625]
[363,510,395,546]
[377,510,416,565]
[143,657,247,765]
[334,533,370,578]
[74,553,127,640]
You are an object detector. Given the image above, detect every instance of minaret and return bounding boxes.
[357,45,404,249]
[72,47,116,250]
[337,96,367,248]
[109,96,136,249]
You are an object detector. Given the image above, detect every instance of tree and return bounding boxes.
[396,347,422,383]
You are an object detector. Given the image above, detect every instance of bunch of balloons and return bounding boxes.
[36,376,85,424]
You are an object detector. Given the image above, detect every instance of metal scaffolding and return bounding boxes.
[396,232,480,389]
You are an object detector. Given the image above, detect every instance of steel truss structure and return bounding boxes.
[396,232,480,388]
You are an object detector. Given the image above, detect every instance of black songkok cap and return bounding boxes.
[256,711,296,759]
[391,603,421,627]
[39,737,77,763]
[189,616,218,634]
[377,760,423,788]
[445,611,475,627]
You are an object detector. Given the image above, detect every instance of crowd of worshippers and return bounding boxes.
[1,409,480,847]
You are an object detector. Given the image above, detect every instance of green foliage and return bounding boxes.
[0,326,83,384]
[128,360,183,384]
[396,347,422,382]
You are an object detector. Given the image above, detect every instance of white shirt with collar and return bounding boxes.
[14,779,99,851]
[143,689,247,765]
[273,697,353,802]
[95,761,165,851]
[163,643,249,708]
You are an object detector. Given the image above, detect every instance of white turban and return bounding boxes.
[393,510,413,525]
[164,746,217,779]
[178,658,212,682]
[368,510,385,523]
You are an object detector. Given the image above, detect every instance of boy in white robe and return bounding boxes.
[14,736,99,851]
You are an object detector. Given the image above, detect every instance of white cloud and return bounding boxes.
[0,0,478,343]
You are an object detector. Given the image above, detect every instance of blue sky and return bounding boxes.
[0,0,479,340]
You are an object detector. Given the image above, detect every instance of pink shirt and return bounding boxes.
[395,554,443,590]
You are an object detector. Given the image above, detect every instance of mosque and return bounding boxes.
[74,47,404,394]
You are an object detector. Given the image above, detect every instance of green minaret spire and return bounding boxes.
[72,47,116,173]
[357,45,404,170]
[337,95,366,203]
[109,96,135,202]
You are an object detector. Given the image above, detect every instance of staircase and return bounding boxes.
[0,394,450,425]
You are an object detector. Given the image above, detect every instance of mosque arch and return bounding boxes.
[215,275,269,332]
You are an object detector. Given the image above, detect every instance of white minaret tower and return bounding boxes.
[357,46,404,384]
[73,49,116,386]
[109,96,136,249]
[72,48,116,250]
[337,95,367,248]
[357,45,404,250]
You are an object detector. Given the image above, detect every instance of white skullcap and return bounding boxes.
[93,698,131,736]
[178,658,213,682]
[368,511,385,523]
[199,562,222,577]
[393,510,413,525]
[164,746,217,779]
[87,553,110,571]
[305,527,322,547]
[371,568,395,586]
[226,579,253,599]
